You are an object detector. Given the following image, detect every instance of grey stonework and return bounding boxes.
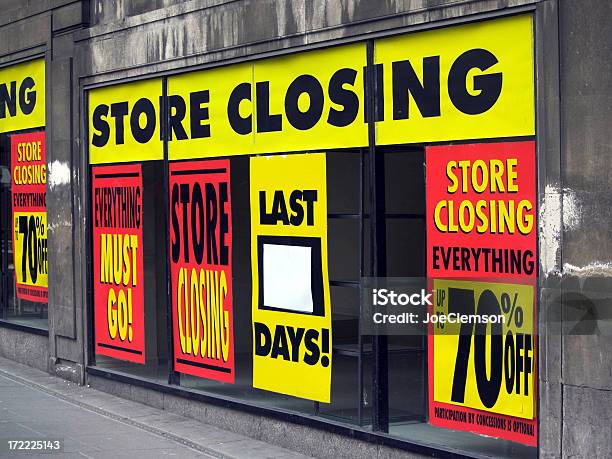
[1,0,612,457]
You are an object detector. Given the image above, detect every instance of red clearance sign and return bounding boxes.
[92,164,145,363]
[427,141,536,279]
[169,160,234,383]
[10,131,48,302]
[426,141,537,446]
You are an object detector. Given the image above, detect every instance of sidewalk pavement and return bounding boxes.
[0,356,311,459]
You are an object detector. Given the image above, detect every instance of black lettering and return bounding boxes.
[286,327,305,362]
[191,183,205,264]
[523,250,534,275]
[110,101,129,145]
[256,81,282,132]
[328,68,359,127]
[392,56,440,119]
[289,190,304,226]
[285,74,324,130]
[259,191,274,225]
[227,82,252,135]
[433,246,440,270]
[302,190,317,226]
[303,329,320,366]
[218,182,229,266]
[441,246,452,269]
[254,322,271,356]
[19,77,36,115]
[516,333,524,395]
[271,325,290,360]
[448,48,502,115]
[190,90,211,138]
[130,98,156,144]
[168,94,188,140]
[461,247,471,271]
[0,81,17,118]
[524,334,532,396]
[92,104,110,148]
[271,190,289,225]
[171,183,180,263]
[180,183,190,263]
[205,183,218,265]
[474,290,503,408]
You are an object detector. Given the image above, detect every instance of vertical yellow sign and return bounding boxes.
[250,153,332,402]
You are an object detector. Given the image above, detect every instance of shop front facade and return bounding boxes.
[1,1,611,458]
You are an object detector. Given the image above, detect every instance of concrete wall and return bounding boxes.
[0,327,49,372]
[0,0,89,382]
[77,0,538,83]
[557,0,612,457]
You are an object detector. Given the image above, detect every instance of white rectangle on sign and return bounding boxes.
[263,243,313,313]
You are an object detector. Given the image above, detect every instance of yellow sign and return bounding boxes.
[13,211,48,290]
[88,79,163,164]
[252,44,367,154]
[87,15,534,162]
[433,279,535,419]
[168,64,253,159]
[375,14,534,144]
[167,44,367,159]
[0,59,45,133]
[250,153,332,402]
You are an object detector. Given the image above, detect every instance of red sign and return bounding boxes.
[11,131,48,302]
[426,141,537,446]
[169,160,234,383]
[92,164,145,363]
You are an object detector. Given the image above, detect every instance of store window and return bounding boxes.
[86,12,538,459]
[0,58,47,331]
[91,161,169,381]
[0,129,49,330]
[179,150,370,422]
[381,148,428,425]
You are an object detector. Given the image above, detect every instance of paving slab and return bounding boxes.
[0,356,312,459]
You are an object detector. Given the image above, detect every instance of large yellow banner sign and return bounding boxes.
[250,153,332,402]
[167,44,367,159]
[375,14,534,144]
[0,59,45,133]
[88,79,163,164]
[87,14,534,162]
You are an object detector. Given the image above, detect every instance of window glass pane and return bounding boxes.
[384,149,424,215]
[319,285,371,425]
[328,219,360,282]
[93,161,168,383]
[0,130,48,330]
[385,218,425,277]
[327,151,361,215]
[177,155,316,412]
[382,147,537,458]
[181,152,368,423]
